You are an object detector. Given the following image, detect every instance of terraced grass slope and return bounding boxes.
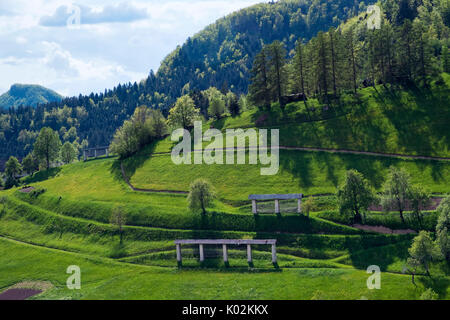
[1,79,449,299]
[3,236,437,300]
[214,78,450,158]
[0,149,447,299]
[127,148,449,203]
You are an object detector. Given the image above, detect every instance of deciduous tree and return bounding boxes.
[188,179,216,215]
[167,95,200,129]
[408,231,440,277]
[33,127,62,170]
[337,170,376,224]
[110,206,127,244]
[436,196,450,263]
[381,167,412,224]
[22,153,39,176]
[61,142,78,164]
[5,156,22,179]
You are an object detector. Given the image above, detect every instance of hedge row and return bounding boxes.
[4,196,411,250]
[16,192,362,235]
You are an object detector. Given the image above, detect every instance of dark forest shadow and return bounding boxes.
[22,167,62,184]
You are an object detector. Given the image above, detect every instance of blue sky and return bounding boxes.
[0,0,261,97]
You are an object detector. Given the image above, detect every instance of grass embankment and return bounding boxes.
[0,194,415,262]
[14,192,362,234]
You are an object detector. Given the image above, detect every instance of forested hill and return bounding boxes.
[0,84,62,110]
[0,0,375,160]
[150,0,376,111]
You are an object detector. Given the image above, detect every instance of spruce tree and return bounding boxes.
[267,41,287,107]
[442,45,450,73]
[249,47,271,109]
[329,28,338,97]
[345,27,358,93]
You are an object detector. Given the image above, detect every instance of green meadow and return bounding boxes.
[1,80,449,300]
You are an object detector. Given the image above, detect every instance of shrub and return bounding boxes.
[420,288,439,300]
[4,176,19,190]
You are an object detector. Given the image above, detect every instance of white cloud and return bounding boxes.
[0,0,262,96]
[40,2,149,27]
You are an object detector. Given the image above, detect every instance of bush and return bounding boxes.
[108,243,128,259]
[0,196,7,217]
[420,288,439,300]
[29,187,47,198]
[4,176,19,190]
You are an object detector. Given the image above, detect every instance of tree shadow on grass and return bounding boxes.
[344,239,411,272]
[22,167,62,184]
[379,84,450,157]
[279,149,391,192]
[419,276,450,299]
[279,150,314,190]
[109,142,157,183]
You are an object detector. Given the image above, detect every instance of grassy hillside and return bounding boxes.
[1,0,448,301]
[0,146,447,299]
[1,77,448,300]
[127,148,449,202]
[0,84,62,110]
[212,77,450,158]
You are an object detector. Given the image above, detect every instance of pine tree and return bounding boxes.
[249,47,271,109]
[316,32,330,99]
[398,19,414,81]
[442,45,450,73]
[22,153,39,176]
[329,28,338,97]
[382,24,396,84]
[412,20,432,84]
[293,40,307,103]
[267,41,287,107]
[345,27,358,93]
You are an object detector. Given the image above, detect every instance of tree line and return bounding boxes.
[336,167,449,281]
[249,1,450,109]
[1,127,82,189]
[0,0,377,162]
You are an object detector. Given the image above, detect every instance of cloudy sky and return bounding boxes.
[0,0,261,97]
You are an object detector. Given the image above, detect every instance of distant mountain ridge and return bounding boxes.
[0,84,63,110]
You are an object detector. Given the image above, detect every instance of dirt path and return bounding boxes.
[278,146,450,161]
[0,288,42,300]
[352,224,417,235]
[143,146,450,162]
[0,281,53,300]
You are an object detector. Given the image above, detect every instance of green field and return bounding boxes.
[1,79,449,300]
[0,237,441,300]
[127,149,449,202]
[0,143,448,299]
